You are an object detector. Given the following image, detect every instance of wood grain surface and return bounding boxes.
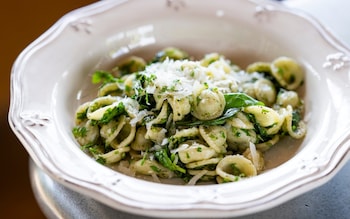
[1,1,96,218]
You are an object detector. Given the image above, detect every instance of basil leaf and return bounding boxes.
[224,93,264,110]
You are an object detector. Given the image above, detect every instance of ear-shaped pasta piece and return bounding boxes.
[276,90,300,108]
[186,158,221,169]
[200,53,221,67]
[254,78,276,106]
[216,155,257,182]
[153,47,188,62]
[256,134,279,151]
[74,120,100,146]
[212,79,238,94]
[121,73,136,97]
[147,101,169,126]
[122,98,140,119]
[110,118,136,149]
[207,59,232,74]
[86,96,120,120]
[199,125,227,154]
[100,115,126,145]
[117,55,146,75]
[226,112,254,130]
[74,101,91,125]
[98,82,122,97]
[243,105,281,127]
[225,125,257,151]
[168,127,200,149]
[246,61,271,74]
[168,96,191,122]
[240,82,257,100]
[191,87,225,120]
[270,57,304,90]
[131,126,153,151]
[178,142,217,164]
[283,105,307,139]
[265,108,287,135]
[98,146,130,164]
[132,159,175,178]
[145,126,167,145]
[152,90,167,111]
[173,127,199,139]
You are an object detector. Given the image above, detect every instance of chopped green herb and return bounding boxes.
[224,92,264,110]
[141,149,149,165]
[99,102,125,124]
[76,110,87,120]
[230,163,245,177]
[150,165,161,173]
[292,110,302,131]
[92,70,117,84]
[154,148,186,174]
[96,156,106,165]
[261,108,269,114]
[72,126,87,138]
[221,131,226,138]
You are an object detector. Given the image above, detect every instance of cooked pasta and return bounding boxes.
[72,47,306,185]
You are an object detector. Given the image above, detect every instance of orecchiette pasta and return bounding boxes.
[216,155,257,182]
[72,47,307,185]
[270,56,304,90]
[177,142,217,164]
[191,86,226,121]
[199,125,227,154]
[253,78,276,106]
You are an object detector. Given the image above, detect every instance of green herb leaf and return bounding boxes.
[246,113,270,142]
[292,110,301,131]
[72,126,87,138]
[230,163,245,177]
[154,148,186,174]
[224,93,264,110]
[92,71,117,84]
[99,102,125,124]
[176,108,240,127]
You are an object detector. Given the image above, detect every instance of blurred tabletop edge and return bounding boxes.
[0,1,96,219]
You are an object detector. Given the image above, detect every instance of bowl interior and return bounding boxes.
[50,0,331,184]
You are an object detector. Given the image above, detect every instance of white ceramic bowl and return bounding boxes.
[9,0,350,218]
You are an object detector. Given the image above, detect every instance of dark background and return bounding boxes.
[1,1,96,218]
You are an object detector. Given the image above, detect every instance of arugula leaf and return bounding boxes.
[224,93,264,110]
[99,102,125,124]
[92,70,117,84]
[154,148,186,174]
[176,108,240,127]
[176,93,263,127]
